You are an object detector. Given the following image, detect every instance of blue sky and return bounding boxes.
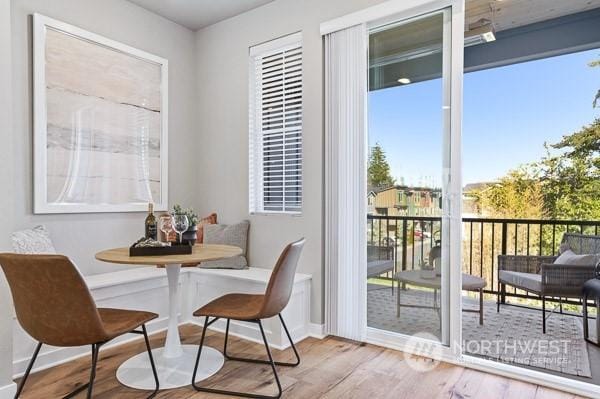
[368,48,600,187]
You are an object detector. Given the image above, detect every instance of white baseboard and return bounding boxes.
[308,323,326,339]
[0,382,16,399]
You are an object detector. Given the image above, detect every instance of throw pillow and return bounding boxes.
[199,220,249,269]
[197,212,218,243]
[554,249,600,266]
[11,225,57,254]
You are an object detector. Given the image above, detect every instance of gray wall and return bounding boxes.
[10,0,198,275]
[194,0,387,324]
[0,0,15,393]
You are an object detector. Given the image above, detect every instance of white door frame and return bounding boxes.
[321,0,600,397]
[360,0,463,359]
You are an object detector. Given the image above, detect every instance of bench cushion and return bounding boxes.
[499,270,542,293]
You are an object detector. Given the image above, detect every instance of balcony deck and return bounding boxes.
[367,282,600,382]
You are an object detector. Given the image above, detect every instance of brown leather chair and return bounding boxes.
[191,238,305,399]
[0,254,160,399]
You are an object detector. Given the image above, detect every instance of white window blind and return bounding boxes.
[249,33,303,214]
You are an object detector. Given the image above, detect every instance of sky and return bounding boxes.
[368,48,600,187]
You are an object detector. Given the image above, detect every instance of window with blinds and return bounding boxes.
[249,33,303,214]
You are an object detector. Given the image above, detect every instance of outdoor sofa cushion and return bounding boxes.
[554,249,600,267]
[499,270,542,294]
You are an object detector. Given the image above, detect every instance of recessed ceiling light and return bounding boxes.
[397,78,411,84]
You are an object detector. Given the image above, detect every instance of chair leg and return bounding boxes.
[497,280,500,313]
[224,315,300,367]
[192,316,210,391]
[142,324,160,398]
[86,343,101,399]
[583,294,589,341]
[14,342,42,399]
[193,316,298,398]
[542,298,546,334]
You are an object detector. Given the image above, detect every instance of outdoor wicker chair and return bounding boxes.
[497,233,600,333]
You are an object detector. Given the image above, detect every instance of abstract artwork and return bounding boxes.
[33,14,168,213]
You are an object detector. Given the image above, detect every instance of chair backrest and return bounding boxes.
[367,245,393,261]
[259,238,306,318]
[0,254,109,347]
[562,233,600,255]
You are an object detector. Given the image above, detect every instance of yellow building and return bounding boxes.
[368,185,442,217]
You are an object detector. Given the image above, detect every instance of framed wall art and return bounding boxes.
[33,14,168,214]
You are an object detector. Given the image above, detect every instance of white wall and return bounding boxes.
[10,0,198,275]
[0,0,16,395]
[194,0,387,324]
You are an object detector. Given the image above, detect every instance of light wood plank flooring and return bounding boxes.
[17,324,585,398]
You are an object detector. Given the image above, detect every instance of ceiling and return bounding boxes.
[369,0,600,91]
[466,0,600,32]
[127,0,275,31]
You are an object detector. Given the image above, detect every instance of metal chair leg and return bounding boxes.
[191,316,210,390]
[542,298,546,334]
[583,293,590,341]
[14,342,42,399]
[86,343,101,399]
[142,324,160,398]
[193,316,299,398]
[497,280,501,313]
[224,315,300,367]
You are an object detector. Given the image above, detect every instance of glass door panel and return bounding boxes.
[367,9,451,345]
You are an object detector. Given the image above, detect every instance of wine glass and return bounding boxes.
[159,214,174,243]
[173,214,189,244]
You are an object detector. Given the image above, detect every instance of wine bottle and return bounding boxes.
[145,203,157,240]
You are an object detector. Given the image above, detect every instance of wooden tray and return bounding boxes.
[129,243,192,257]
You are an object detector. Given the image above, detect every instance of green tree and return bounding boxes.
[368,143,396,189]
[589,56,600,108]
[472,168,545,219]
[537,118,600,220]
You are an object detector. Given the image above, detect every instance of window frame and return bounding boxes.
[248,32,304,215]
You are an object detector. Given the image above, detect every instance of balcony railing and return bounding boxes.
[367,214,600,304]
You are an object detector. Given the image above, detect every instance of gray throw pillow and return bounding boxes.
[554,249,600,266]
[11,225,57,254]
[200,220,249,269]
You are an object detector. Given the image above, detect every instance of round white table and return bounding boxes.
[95,244,242,390]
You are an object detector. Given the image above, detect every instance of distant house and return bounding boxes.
[368,185,442,217]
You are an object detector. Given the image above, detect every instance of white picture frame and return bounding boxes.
[33,13,169,214]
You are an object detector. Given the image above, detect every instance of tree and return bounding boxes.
[472,168,545,219]
[368,143,396,189]
[472,119,600,221]
[589,56,600,108]
[537,118,600,220]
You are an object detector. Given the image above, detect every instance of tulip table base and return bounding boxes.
[116,345,224,389]
[116,264,224,389]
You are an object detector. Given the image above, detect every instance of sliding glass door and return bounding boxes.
[366,8,453,346]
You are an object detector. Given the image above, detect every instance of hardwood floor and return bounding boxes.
[17,324,585,399]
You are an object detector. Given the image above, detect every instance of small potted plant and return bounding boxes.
[172,204,199,245]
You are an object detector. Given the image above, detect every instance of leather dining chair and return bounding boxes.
[191,238,305,399]
[0,254,160,399]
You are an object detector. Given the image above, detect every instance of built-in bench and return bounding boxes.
[12,266,314,377]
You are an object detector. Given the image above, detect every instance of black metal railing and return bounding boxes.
[367,214,600,303]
